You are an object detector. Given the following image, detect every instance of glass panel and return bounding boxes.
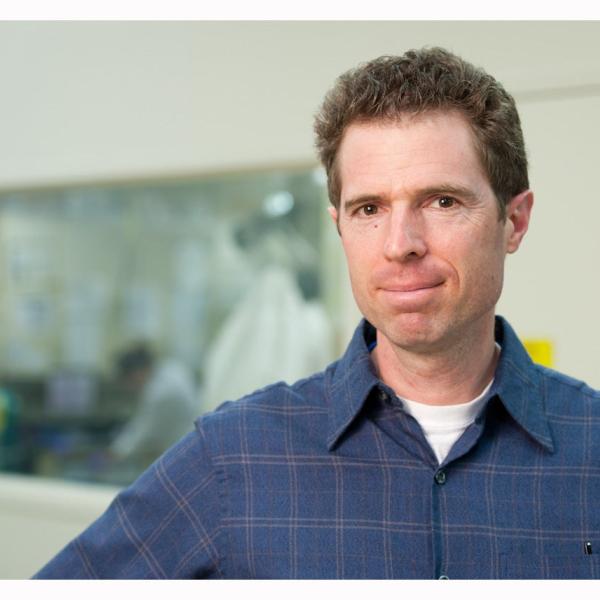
[0,166,338,486]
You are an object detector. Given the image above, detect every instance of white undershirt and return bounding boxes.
[399,378,493,465]
[396,342,501,465]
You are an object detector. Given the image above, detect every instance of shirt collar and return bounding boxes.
[490,315,554,452]
[325,320,381,450]
[325,316,554,453]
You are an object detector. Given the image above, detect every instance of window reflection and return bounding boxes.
[0,166,336,486]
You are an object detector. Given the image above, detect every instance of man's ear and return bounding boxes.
[505,190,534,254]
[328,206,341,236]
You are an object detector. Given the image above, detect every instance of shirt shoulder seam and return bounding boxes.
[534,364,600,399]
[291,370,326,394]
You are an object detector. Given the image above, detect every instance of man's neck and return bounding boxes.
[371,317,499,406]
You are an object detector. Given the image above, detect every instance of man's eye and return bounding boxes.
[437,196,456,208]
[361,204,378,216]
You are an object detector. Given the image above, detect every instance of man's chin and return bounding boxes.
[373,313,448,354]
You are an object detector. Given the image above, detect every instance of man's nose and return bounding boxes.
[382,208,428,262]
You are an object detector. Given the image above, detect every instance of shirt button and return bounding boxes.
[438,575,450,580]
[434,470,447,485]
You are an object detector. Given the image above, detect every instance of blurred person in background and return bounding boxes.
[109,343,197,465]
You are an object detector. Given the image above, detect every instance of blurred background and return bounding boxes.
[1,21,600,577]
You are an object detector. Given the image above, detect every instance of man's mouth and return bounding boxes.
[377,281,444,307]
[381,281,443,293]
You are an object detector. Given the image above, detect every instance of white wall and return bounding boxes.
[2,21,600,187]
[1,22,600,579]
[498,94,600,386]
[0,473,118,579]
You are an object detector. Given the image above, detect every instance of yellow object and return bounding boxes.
[522,338,554,368]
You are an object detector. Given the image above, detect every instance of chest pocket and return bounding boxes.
[500,551,600,579]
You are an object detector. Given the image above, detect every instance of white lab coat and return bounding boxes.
[202,266,334,413]
[111,359,198,460]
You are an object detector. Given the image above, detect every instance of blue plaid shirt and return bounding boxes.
[35,316,600,579]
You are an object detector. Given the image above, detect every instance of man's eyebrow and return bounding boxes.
[416,184,479,201]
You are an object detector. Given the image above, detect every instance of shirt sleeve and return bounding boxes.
[33,424,225,579]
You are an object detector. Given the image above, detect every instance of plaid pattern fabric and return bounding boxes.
[34,317,600,579]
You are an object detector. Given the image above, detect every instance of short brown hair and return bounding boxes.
[314,47,528,219]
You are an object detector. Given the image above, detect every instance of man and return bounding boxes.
[35,47,600,579]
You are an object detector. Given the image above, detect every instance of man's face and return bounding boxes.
[330,111,532,354]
